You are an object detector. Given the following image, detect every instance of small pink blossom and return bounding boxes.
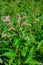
[17,13,27,24]
[17,14,21,24]
[2,15,10,23]
[9,27,15,31]
[22,22,31,26]
[2,34,7,38]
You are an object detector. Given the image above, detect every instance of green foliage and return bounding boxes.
[0,0,43,65]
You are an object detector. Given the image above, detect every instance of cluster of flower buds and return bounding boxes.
[17,13,27,24]
[1,15,10,23]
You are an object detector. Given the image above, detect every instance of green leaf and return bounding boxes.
[14,38,20,48]
[2,52,17,58]
[25,46,35,63]
[28,33,36,43]
[24,59,40,65]
[21,47,27,57]
[37,40,43,50]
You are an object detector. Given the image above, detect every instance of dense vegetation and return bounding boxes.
[0,0,43,65]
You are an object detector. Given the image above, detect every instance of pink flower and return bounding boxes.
[2,34,7,38]
[2,15,10,23]
[17,13,27,25]
[9,27,15,31]
[17,14,21,24]
[22,22,31,26]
